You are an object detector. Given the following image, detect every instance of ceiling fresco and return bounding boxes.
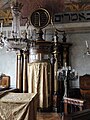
[0,0,90,26]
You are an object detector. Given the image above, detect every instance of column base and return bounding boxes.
[37,106,53,112]
[53,93,61,113]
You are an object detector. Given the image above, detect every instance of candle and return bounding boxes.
[85,41,88,48]
[65,70,68,76]
[30,27,32,37]
[64,62,67,67]
[1,23,3,32]
[54,36,57,42]
[68,66,71,70]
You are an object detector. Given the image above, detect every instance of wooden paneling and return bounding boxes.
[80,74,90,109]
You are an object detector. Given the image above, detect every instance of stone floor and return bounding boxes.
[37,112,63,120]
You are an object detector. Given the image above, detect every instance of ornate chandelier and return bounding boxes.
[0,1,29,51]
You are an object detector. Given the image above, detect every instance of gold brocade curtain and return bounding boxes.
[27,61,52,108]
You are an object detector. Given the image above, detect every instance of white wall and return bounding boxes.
[0,26,34,88]
[68,32,90,88]
[0,47,16,88]
[1,24,90,88]
[45,23,90,88]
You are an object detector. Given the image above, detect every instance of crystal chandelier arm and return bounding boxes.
[1,23,3,33]
[85,40,89,49]
[51,17,67,42]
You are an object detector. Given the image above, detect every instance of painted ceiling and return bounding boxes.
[0,0,90,26]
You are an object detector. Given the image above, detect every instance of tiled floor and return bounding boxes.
[37,112,62,120]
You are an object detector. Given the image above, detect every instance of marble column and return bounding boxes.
[22,51,29,93]
[16,50,23,92]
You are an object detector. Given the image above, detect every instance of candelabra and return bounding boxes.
[57,63,78,97]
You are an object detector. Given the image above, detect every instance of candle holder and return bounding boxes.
[57,64,78,97]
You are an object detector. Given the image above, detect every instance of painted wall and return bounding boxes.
[68,32,90,88]
[45,26,90,88]
[0,47,16,88]
[0,0,90,88]
[0,24,90,88]
[1,0,90,27]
